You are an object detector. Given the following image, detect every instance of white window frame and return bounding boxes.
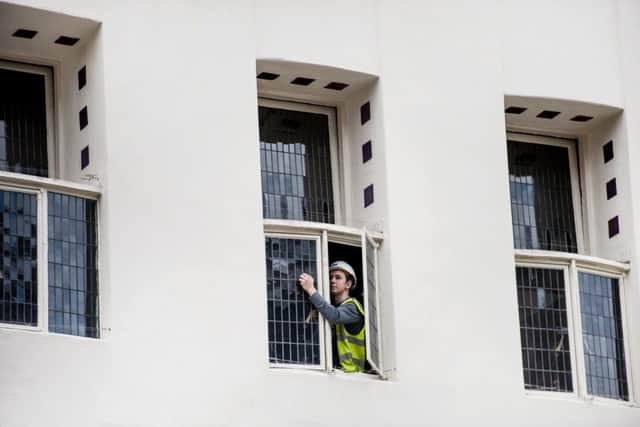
[0,60,57,178]
[259,97,386,378]
[515,251,635,405]
[258,97,344,225]
[507,131,585,254]
[0,174,101,338]
[264,220,385,378]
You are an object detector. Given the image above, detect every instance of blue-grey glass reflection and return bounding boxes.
[258,106,335,223]
[578,272,628,400]
[47,193,99,338]
[0,68,49,177]
[515,267,573,392]
[0,191,38,326]
[265,237,320,365]
[508,141,577,253]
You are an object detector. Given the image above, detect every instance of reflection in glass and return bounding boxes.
[0,68,49,177]
[265,237,320,365]
[47,193,99,338]
[508,141,577,252]
[515,267,573,392]
[258,106,335,223]
[0,191,38,326]
[578,272,628,400]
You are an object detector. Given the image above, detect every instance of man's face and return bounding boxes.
[330,269,352,295]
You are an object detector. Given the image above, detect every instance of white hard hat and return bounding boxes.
[329,261,357,287]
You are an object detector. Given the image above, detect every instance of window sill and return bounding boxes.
[268,365,386,382]
[0,170,101,198]
[524,389,638,409]
[0,324,104,341]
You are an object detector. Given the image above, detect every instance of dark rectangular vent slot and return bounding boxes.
[290,77,314,86]
[81,146,89,169]
[79,107,88,130]
[364,184,374,207]
[362,141,372,163]
[505,106,527,114]
[55,36,80,46]
[360,102,371,125]
[603,141,614,163]
[325,82,349,91]
[78,66,87,90]
[12,29,37,39]
[606,178,617,200]
[537,110,561,119]
[257,72,279,80]
[608,216,619,238]
[570,115,593,122]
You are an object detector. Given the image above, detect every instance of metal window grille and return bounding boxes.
[0,190,38,326]
[259,106,335,223]
[265,237,320,365]
[515,267,573,392]
[508,141,577,253]
[0,68,49,177]
[47,192,99,338]
[578,272,628,400]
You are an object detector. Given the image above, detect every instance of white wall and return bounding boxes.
[1,1,640,426]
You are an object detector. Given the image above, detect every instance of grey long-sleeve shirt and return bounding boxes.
[309,292,364,335]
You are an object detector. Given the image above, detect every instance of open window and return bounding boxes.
[258,94,386,378]
[264,225,384,377]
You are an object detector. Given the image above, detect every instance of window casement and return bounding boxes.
[264,223,384,377]
[507,132,584,253]
[507,132,634,403]
[258,98,385,378]
[259,98,342,224]
[0,60,55,178]
[0,61,101,339]
[515,256,632,402]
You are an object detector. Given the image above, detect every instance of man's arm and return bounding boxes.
[298,272,362,325]
[309,292,361,325]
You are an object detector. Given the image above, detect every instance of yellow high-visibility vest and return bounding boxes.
[335,297,366,372]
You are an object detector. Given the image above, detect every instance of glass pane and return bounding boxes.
[48,193,99,338]
[265,237,320,365]
[508,141,577,253]
[515,267,573,392]
[578,272,628,400]
[0,68,48,177]
[0,190,38,326]
[258,106,335,223]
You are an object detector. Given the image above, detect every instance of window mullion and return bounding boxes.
[39,189,48,332]
[320,229,332,371]
[568,259,588,398]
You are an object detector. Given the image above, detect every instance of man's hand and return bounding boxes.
[298,272,316,296]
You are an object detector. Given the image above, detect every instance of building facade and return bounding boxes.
[1,0,640,425]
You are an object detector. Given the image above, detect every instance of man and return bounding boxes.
[298,261,366,373]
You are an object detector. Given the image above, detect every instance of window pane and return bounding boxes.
[508,141,577,252]
[0,68,48,177]
[0,191,38,326]
[578,272,628,400]
[48,193,99,338]
[259,106,335,223]
[515,267,572,392]
[265,237,320,365]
